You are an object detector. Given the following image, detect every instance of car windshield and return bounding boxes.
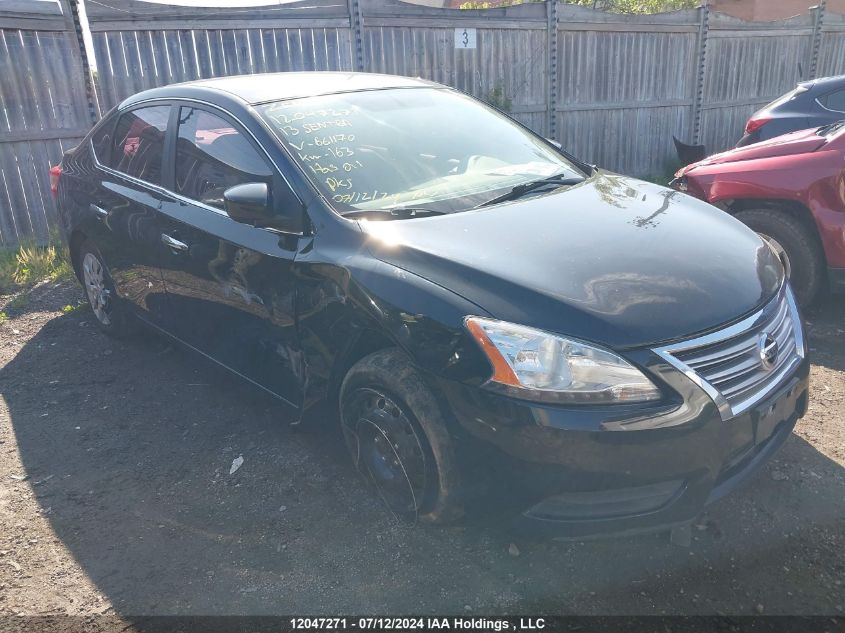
[256,88,583,216]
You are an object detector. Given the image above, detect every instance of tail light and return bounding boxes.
[49,165,62,198]
[745,116,771,135]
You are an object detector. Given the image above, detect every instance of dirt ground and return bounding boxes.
[0,279,843,621]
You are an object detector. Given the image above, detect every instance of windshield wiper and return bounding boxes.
[473,174,585,209]
[342,207,447,220]
[816,120,845,136]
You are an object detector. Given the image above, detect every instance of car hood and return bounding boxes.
[360,174,783,349]
[682,128,826,173]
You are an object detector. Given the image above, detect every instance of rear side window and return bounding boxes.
[111,105,170,185]
[821,89,845,113]
[175,106,272,211]
[90,116,114,165]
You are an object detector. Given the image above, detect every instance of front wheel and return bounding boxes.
[339,348,463,524]
[734,209,825,307]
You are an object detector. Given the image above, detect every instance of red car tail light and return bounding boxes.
[49,165,62,198]
[745,116,771,135]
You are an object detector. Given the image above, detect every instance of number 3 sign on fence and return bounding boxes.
[455,27,476,49]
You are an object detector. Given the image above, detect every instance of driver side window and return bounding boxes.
[175,106,273,211]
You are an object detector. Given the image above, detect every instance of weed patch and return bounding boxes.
[0,237,73,293]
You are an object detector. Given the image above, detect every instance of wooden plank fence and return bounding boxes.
[0,0,93,247]
[1,0,845,247]
[553,5,698,179]
[699,10,815,156]
[84,0,356,110]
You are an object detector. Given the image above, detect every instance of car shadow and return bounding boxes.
[2,308,844,615]
[804,293,845,374]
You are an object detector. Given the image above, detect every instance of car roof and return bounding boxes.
[119,72,442,109]
[801,74,845,92]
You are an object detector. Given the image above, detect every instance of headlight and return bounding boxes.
[465,317,661,405]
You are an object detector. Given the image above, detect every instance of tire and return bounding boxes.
[75,239,134,337]
[339,348,463,524]
[734,209,825,307]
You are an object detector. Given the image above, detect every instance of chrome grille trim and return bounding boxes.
[653,285,805,421]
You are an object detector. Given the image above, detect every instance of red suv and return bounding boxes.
[672,121,845,306]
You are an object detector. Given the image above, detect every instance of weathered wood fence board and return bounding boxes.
[359,0,549,135]
[84,0,356,110]
[90,26,355,109]
[3,0,845,248]
[554,5,699,177]
[0,0,91,247]
[699,11,814,155]
[817,12,845,77]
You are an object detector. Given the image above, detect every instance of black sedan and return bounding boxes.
[738,74,845,146]
[54,72,809,539]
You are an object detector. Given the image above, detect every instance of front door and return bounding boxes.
[155,104,305,409]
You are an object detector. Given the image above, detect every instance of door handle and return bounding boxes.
[90,203,109,219]
[161,233,189,252]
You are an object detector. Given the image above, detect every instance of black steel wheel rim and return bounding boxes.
[341,387,429,522]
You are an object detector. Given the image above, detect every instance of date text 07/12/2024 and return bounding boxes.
[289,618,547,631]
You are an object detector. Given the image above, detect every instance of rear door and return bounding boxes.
[155,103,305,408]
[83,104,174,327]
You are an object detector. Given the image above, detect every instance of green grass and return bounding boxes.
[0,235,73,294]
[641,162,683,187]
[61,301,88,314]
[6,294,29,311]
[0,282,32,321]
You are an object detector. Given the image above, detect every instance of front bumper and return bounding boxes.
[436,351,810,539]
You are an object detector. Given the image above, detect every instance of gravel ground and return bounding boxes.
[0,279,843,622]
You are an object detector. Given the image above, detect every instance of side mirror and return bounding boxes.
[223,182,302,234]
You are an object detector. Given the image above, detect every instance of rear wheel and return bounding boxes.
[734,209,825,307]
[339,348,463,524]
[76,239,134,337]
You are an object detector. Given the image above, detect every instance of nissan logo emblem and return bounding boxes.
[758,332,779,371]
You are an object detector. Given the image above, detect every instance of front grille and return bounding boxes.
[654,287,804,419]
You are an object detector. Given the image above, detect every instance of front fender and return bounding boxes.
[685,151,845,266]
[295,249,494,412]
